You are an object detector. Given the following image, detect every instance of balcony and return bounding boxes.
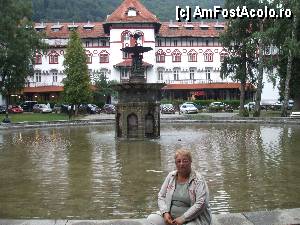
[26,82,64,87]
[165,79,221,84]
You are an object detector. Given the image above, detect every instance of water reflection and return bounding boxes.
[0,123,299,219]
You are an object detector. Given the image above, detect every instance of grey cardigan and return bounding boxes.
[158,170,211,225]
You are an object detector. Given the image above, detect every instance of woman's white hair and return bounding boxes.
[174,148,192,162]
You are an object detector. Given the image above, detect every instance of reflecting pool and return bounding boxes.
[0,123,299,219]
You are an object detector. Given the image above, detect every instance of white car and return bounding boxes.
[180,103,198,114]
[244,102,256,111]
[33,104,52,113]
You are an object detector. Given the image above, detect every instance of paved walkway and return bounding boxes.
[82,112,238,120]
[0,208,299,225]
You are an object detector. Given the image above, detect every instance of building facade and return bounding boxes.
[6,0,258,105]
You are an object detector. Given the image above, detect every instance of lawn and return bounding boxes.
[0,112,82,123]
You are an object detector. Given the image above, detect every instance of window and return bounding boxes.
[121,68,130,79]
[206,40,209,46]
[128,8,137,16]
[123,51,130,59]
[158,71,163,80]
[173,39,178,47]
[101,40,107,46]
[34,53,42,64]
[189,40,194,46]
[204,49,214,62]
[172,49,181,62]
[220,52,229,62]
[156,49,166,63]
[190,68,195,80]
[48,51,59,64]
[86,41,90,47]
[157,39,162,47]
[51,70,58,83]
[86,53,92,64]
[188,50,197,62]
[156,54,165,63]
[99,51,109,63]
[205,67,212,80]
[35,71,41,82]
[173,69,179,80]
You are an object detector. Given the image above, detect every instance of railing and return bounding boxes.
[26,82,64,87]
[164,79,222,84]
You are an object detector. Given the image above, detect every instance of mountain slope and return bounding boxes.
[32,0,225,22]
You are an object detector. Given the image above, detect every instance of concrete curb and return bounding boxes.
[1,116,300,130]
[0,208,299,225]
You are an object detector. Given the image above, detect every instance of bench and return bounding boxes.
[290,112,300,118]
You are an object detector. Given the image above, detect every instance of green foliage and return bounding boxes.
[93,71,118,107]
[220,0,261,116]
[0,113,71,123]
[31,0,225,22]
[63,31,92,106]
[161,99,240,108]
[0,0,45,103]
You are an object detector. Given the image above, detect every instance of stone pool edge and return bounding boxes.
[0,208,299,225]
[1,117,300,130]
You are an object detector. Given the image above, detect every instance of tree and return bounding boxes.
[63,30,92,116]
[0,0,44,113]
[93,72,118,106]
[266,0,300,116]
[220,0,259,116]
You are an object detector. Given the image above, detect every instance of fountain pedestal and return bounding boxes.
[113,33,165,139]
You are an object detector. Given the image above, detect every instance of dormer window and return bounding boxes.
[68,23,78,31]
[200,23,210,30]
[128,7,137,16]
[184,24,194,30]
[51,23,63,32]
[34,23,46,32]
[169,21,179,30]
[215,25,224,31]
[83,22,95,31]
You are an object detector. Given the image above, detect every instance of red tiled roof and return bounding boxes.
[106,0,159,23]
[162,83,255,90]
[114,59,153,67]
[35,22,108,39]
[158,22,226,37]
[23,86,64,93]
[37,21,225,39]
[23,85,97,93]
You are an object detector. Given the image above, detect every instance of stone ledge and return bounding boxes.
[1,116,300,130]
[0,208,299,225]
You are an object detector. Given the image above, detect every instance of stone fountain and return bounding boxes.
[113,33,165,139]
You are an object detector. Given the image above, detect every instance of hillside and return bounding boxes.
[32,0,225,22]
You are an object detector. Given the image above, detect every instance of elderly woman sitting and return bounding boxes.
[147,149,211,225]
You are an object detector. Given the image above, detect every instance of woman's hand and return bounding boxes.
[163,212,173,225]
[172,217,184,225]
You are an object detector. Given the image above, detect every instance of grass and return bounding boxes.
[0,112,84,123]
[183,113,212,120]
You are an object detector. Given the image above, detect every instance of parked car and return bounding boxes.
[271,100,294,110]
[102,104,116,114]
[8,105,23,113]
[183,102,202,110]
[224,104,234,112]
[244,102,256,111]
[180,103,198,114]
[0,105,7,114]
[79,104,101,114]
[33,104,52,113]
[53,104,70,113]
[209,102,225,112]
[87,104,101,114]
[20,101,38,112]
[160,104,175,114]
